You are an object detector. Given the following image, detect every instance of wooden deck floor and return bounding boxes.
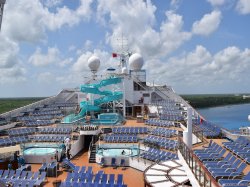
[28,120,250,186]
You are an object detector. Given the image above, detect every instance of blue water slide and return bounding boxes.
[78,77,123,115]
[94,91,123,106]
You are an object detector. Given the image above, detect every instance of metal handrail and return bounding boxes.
[178,137,220,187]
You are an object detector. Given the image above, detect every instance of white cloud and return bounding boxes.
[207,0,225,6]
[170,0,182,10]
[98,1,191,59]
[145,45,250,93]
[2,0,93,43]
[28,46,73,67]
[0,36,19,68]
[29,47,60,66]
[59,58,73,67]
[37,72,55,83]
[44,0,63,8]
[0,66,26,84]
[236,0,250,14]
[192,10,222,36]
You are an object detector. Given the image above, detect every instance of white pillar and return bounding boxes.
[183,107,192,149]
[187,107,193,148]
[122,77,126,117]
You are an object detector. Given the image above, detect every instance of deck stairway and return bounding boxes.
[89,144,97,163]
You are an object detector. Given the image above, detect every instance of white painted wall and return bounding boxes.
[71,135,85,157]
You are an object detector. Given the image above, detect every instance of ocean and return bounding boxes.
[197,103,250,130]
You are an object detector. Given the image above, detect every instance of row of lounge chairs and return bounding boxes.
[196,121,221,138]
[32,111,62,116]
[151,100,177,107]
[150,128,177,138]
[7,126,71,139]
[61,171,126,187]
[17,115,59,121]
[30,135,70,142]
[51,102,77,107]
[25,120,53,127]
[140,147,178,162]
[223,136,250,164]
[0,136,29,147]
[104,134,138,143]
[112,127,148,134]
[38,127,71,134]
[0,170,46,187]
[144,135,178,150]
[160,114,184,121]
[218,172,250,187]
[8,127,37,137]
[194,141,249,185]
[194,142,226,161]
[160,111,182,116]
[145,119,175,127]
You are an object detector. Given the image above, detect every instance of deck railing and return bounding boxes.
[178,137,220,187]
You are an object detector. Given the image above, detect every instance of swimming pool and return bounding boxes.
[97,148,138,157]
[24,147,57,155]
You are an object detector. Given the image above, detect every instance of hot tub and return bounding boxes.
[96,144,139,166]
[23,147,61,163]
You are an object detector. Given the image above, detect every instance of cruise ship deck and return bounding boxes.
[0,53,250,187]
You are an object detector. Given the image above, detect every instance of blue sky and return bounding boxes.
[0,0,250,97]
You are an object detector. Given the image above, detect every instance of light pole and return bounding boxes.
[0,0,6,31]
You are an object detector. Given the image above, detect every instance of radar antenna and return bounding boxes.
[112,33,132,73]
[0,0,6,31]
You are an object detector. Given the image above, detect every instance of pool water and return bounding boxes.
[24,147,57,155]
[97,148,138,157]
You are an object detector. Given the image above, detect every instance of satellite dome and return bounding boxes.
[122,67,128,74]
[88,56,100,72]
[129,53,144,70]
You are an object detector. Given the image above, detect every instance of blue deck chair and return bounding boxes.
[101,174,108,184]
[72,172,80,182]
[111,158,117,168]
[26,171,33,180]
[218,171,250,187]
[65,172,73,182]
[94,173,102,183]
[39,163,47,173]
[86,166,93,175]
[7,170,15,179]
[80,166,86,173]
[212,162,247,180]
[1,170,10,178]
[109,174,115,185]
[100,157,105,167]
[72,181,80,187]
[204,152,233,167]
[34,171,47,186]
[208,159,241,173]
[117,174,123,185]
[32,171,40,180]
[0,170,3,177]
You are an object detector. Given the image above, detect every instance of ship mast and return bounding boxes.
[0,0,6,31]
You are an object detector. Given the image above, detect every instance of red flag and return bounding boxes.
[112,53,117,58]
[200,118,204,124]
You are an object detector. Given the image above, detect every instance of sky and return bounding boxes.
[0,0,250,97]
